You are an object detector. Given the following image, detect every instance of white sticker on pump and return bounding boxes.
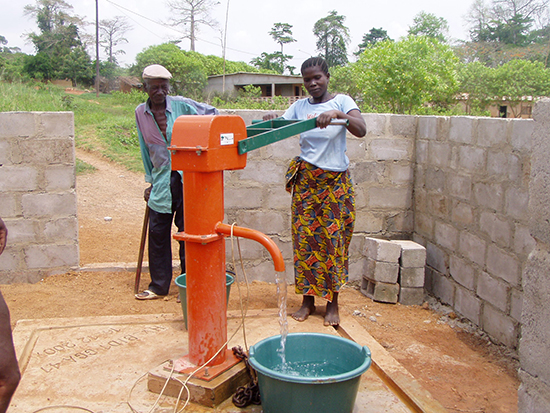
[220,133,234,146]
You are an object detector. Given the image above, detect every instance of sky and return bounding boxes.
[2,0,474,68]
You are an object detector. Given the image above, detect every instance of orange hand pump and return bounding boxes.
[169,115,285,369]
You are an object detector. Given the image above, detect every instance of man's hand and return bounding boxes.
[262,112,279,121]
[144,185,152,202]
[0,219,7,256]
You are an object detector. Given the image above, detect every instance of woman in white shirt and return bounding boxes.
[264,57,366,326]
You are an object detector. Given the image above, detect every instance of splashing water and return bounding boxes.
[275,271,288,366]
[271,359,343,377]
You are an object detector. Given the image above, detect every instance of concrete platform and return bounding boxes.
[9,309,446,412]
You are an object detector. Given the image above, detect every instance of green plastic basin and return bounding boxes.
[248,332,371,413]
[174,272,234,329]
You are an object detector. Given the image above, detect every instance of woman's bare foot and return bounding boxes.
[324,293,340,326]
[292,296,315,322]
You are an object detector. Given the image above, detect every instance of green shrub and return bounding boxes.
[111,89,147,106]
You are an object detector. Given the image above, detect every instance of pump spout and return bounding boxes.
[215,222,285,272]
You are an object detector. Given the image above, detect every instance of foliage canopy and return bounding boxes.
[313,10,350,68]
[347,36,459,114]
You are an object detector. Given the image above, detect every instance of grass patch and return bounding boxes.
[1,82,147,174]
[0,82,282,175]
[75,158,97,175]
[1,83,148,175]
[71,91,146,173]
[0,82,68,111]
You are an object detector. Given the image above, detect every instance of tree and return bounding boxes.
[329,64,362,100]
[408,11,450,43]
[24,0,84,55]
[351,36,459,114]
[490,12,533,45]
[457,61,495,114]
[492,59,550,116]
[355,28,391,55]
[99,16,132,64]
[454,38,550,66]
[59,46,94,86]
[23,52,54,80]
[465,0,494,41]
[491,0,548,26]
[313,10,350,67]
[457,59,550,116]
[250,51,289,74]
[134,43,208,99]
[465,0,549,42]
[0,37,26,82]
[0,36,21,54]
[23,0,92,84]
[167,0,219,52]
[269,23,296,54]
[269,22,296,73]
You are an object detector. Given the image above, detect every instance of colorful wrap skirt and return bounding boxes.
[286,157,355,302]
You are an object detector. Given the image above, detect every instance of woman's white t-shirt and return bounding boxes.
[281,94,359,172]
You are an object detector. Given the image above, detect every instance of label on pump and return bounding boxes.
[220,133,234,146]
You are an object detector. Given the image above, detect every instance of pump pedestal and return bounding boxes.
[148,359,249,408]
[171,349,241,380]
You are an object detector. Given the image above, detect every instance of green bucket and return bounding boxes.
[248,333,371,413]
[174,272,235,329]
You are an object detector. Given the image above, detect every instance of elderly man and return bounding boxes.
[135,64,218,300]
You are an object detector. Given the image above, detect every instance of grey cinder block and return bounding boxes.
[365,258,399,284]
[365,237,401,262]
[399,266,425,288]
[361,276,400,304]
[391,240,427,267]
[399,287,425,306]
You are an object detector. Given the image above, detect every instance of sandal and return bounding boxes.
[135,289,161,300]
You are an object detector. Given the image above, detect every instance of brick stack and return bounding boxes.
[361,238,401,303]
[361,237,427,305]
[392,240,427,305]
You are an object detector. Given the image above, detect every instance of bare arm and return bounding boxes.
[0,290,20,413]
[316,109,367,138]
[0,219,20,412]
[0,219,6,256]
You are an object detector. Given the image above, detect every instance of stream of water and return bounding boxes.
[275,271,288,366]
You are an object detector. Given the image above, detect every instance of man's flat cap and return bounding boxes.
[142,64,172,79]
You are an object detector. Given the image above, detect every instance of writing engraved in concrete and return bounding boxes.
[34,324,169,373]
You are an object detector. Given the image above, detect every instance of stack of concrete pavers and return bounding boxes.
[361,238,402,303]
[392,240,427,305]
[361,237,427,305]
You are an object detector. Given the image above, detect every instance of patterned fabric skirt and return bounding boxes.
[287,158,355,302]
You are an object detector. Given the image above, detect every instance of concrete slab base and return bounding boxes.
[9,309,447,412]
[148,361,250,407]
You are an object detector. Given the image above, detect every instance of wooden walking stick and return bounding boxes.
[134,205,150,294]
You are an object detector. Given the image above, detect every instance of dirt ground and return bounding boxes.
[2,148,520,412]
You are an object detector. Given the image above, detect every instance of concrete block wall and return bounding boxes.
[220,110,416,284]
[518,99,550,412]
[0,109,537,354]
[0,112,79,283]
[414,115,534,349]
[223,110,533,349]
